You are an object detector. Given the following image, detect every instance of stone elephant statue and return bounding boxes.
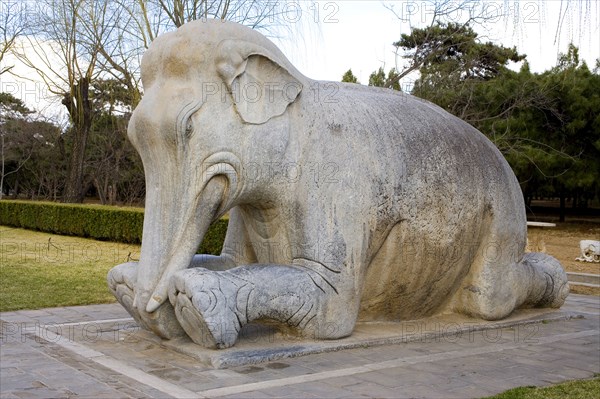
[108,19,569,349]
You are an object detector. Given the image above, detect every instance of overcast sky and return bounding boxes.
[2,0,599,121]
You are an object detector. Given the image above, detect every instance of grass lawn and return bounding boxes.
[0,226,140,312]
[485,376,600,399]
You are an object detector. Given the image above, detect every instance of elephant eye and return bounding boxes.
[176,99,203,142]
[185,118,194,137]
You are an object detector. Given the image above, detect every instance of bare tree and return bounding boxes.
[0,93,39,199]
[77,1,149,109]
[1,130,33,199]
[151,0,287,30]
[0,1,29,76]
[14,119,64,200]
[0,93,61,199]
[10,0,301,203]
[12,0,105,202]
[84,0,293,111]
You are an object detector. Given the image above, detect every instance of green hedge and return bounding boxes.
[197,218,228,255]
[0,200,227,255]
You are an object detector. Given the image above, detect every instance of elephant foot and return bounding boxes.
[169,268,250,349]
[523,252,570,308]
[107,262,186,339]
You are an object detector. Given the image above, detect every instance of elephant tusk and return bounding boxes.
[147,297,162,313]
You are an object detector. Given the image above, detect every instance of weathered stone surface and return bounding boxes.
[108,19,569,349]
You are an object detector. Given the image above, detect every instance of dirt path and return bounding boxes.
[528,223,600,274]
[527,223,599,296]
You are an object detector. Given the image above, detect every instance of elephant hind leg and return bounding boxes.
[517,252,569,308]
[450,250,569,321]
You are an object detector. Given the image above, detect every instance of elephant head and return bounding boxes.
[128,20,304,317]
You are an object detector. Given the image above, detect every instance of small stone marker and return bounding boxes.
[575,240,600,263]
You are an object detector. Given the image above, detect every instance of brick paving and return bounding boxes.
[1,294,598,398]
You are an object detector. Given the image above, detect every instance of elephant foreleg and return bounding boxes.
[107,262,187,338]
[107,255,242,338]
[107,208,254,338]
[168,264,356,349]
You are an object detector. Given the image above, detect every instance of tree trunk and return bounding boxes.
[63,129,89,202]
[62,77,92,203]
[53,178,58,201]
[559,192,566,223]
[108,184,116,205]
[11,175,19,199]
[0,133,5,200]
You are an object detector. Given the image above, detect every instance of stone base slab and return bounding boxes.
[126,308,580,368]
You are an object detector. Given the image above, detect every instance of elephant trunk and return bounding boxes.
[133,152,242,314]
[133,176,227,314]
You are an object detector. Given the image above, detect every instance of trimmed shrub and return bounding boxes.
[0,200,144,242]
[199,219,228,255]
[0,200,227,254]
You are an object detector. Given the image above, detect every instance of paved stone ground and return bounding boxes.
[1,294,598,399]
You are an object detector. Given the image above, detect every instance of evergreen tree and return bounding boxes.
[396,21,600,218]
[341,69,359,83]
[368,67,401,90]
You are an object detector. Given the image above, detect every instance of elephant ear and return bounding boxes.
[216,40,302,125]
